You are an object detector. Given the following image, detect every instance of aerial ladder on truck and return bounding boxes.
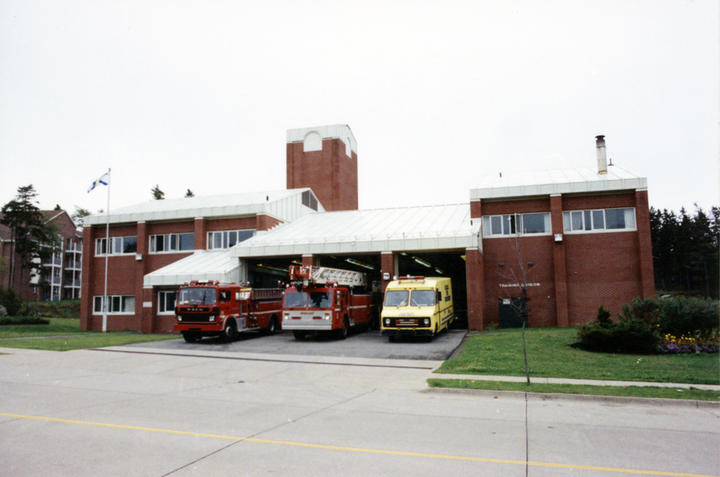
[282,265,375,340]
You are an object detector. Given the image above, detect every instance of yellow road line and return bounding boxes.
[1,412,716,477]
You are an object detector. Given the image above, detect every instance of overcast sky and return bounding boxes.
[1,0,717,219]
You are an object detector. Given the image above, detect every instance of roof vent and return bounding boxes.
[595,135,607,174]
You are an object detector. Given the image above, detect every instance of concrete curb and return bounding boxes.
[424,386,720,408]
[429,373,720,391]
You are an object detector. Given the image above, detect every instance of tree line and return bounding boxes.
[650,205,719,298]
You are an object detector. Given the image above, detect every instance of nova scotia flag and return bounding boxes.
[88,171,110,193]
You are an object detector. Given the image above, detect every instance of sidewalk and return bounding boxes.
[430,373,720,391]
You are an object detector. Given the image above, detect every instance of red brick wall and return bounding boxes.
[287,138,358,211]
[256,214,282,231]
[468,191,653,329]
[564,232,642,324]
[81,215,267,332]
[481,235,557,327]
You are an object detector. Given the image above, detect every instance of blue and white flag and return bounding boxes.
[88,171,110,193]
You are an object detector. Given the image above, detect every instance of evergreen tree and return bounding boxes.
[0,185,59,298]
[650,204,718,298]
[151,185,165,200]
[71,206,92,228]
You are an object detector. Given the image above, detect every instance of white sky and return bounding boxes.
[1,0,718,218]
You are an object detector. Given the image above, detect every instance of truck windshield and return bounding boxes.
[178,287,217,305]
[410,290,435,306]
[384,290,409,307]
[283,291,308,308]
[310,292,332,308]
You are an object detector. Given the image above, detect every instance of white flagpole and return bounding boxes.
[102,168,111,333]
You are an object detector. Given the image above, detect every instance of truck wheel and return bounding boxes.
[221,321,237,342]
[293,330,307,341]
[265,317,278,335]
[182,332,200,343]
[336,317,349,340]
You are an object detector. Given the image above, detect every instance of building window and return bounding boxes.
[207,230,255,249]
[302,190,318,211]
[149,233,194,254]
[95,236,137,256]
[482,213,551,237]
[92,295,135,314]
[563,208,636,233]
[158,290,177,315]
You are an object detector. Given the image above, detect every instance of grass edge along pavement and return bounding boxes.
[0,318,176,351]
[431,327,720,401]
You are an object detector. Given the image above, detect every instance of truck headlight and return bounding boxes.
[424,318,430,326]
[209,316,215,322]
[177,317,182,322]
[384,318,390,326]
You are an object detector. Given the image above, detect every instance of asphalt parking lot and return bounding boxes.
[129,328,467,361]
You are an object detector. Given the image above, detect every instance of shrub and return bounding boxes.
[577,305,658,354]
[0,287,23,316]
[618,296,661,326]
[658,296,718,339]
[577,297,718,354]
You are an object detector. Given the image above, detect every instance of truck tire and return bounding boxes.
[336,317,349,340]
[265,316,278,335]
[221,321,237,342]
[182,332,200,343]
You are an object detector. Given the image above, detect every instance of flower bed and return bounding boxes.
[658,333,719,354]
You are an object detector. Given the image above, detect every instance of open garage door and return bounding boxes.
[245,257,300,287]
[396,251,468,329]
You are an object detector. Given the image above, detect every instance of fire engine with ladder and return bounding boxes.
[282,265,375,340]
[174,281,283,343]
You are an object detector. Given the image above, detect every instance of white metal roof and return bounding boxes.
[470,166,647,201]
[143,250,240,287]
[231,203,479,257]
[85,188,323,225]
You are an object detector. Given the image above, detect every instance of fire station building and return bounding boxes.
[80,124,654,332]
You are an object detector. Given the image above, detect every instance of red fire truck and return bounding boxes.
[174,281,283,343]
[282,265,375,340]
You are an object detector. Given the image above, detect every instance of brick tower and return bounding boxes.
[286,124,358,211]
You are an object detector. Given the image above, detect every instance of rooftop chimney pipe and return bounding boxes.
[596,135,607,174]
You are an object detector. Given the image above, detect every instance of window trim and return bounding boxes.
[95,236,137,257]
[92,295,136,315]
[206,229,256,250]
[562,207,637,234]
[482,213,552,238]
[149,233,194,254]
[157,290,177,315]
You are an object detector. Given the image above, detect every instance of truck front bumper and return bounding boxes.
[381,328,433,337]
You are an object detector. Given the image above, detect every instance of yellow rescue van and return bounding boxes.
[381,276,454,341]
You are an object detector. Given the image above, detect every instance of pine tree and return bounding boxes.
[0,185,59,298]
[151,185,165,200]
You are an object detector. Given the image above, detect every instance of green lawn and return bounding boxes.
[0,318,177,351]
[437,327,719,385]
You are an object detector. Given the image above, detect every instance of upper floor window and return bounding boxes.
[95,236,137,256]
[563,208,636,233]
[482,213,551,237]
[302,190,318,211]
[207,229,255,249]
[149,233,194,254]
